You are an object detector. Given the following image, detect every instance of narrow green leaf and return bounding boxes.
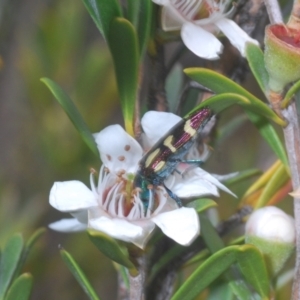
[0,234,23,300]
[149,244,188,282]
[82,0,121,40]
[237,245,270,298]
[184,68,286,126]
[88,230,136,270]
[127,0,140,27]
[243,160,281,198]
[127,0,152,56]
[166,64,183,113]
[246,111,289,168]
[228,278,257,300]
[41,78,98,156]
[171,246,239,300]
[200,213,224,253]
[5,273,33,300]
[224,169,262,186]
[136,0,152,56]
[108,18,139,135]
[24,228,46,256]
[282,78,300,108]
[184,249,210,267]
[228,235,245,246]
[186,198,217,213]
[207,282,234,300]
[14,228,46,279]
[183,68,288,166]
[245,43,269,94]
[60,250,100,300]
[256,163,289,208]
[118,266,130,289]
[186,93,250,117]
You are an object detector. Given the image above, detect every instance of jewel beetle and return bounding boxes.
[134,107,213,208]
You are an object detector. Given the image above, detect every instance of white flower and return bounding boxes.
[152,0,259,59]
[245,206,295,244]
[245,206,295,276]
[49,111,233,249]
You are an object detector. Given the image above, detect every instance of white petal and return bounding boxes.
[215,18,259,57]
[212,172,239,182]
[94,125,143,173]
[192,168,236,196]
[161,6,184,31]
[166,168,235,198]
[141,111,181,147]
[50,181,97,212]
[71,210,88,224]
[166,173,220,198]
[89,211,156,249]
[49,218,87,232]
[152,207,200,245]
[181,22,223,60]
[152,0,169,5]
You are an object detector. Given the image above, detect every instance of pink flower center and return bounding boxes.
[272,24,300,48]
[172,0,215,21]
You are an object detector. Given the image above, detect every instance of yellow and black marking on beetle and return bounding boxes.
[134,107,213,209]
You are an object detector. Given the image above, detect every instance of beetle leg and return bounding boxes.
[163,183,182,207]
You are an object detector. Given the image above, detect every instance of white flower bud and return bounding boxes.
[245,206,295,244]
[245,206,295,276]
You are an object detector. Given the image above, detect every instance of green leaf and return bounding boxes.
[200,213,224,253]
[127,0,140,27]
[184,68,286,126]
[14,228,46,279]
[108,18,139,135]
[207,282,234,300]
[246,111,289,168]
[82,0,122,41]
[282,78,300,108]
[166,64,183,113]
[237,245,270,298]
[171,246,239,300]
[41,78,98,156]
[186,93,250,116]
[149,244,188,282]
[186,198,217,213]
[127,0,152,57]
[24,228,46,257]
[88,230,136,270]
[136,0,152,57]
[118,266,130,289]
[245,43,269,94]
[256,163,289,208]
[0,234,24,300]
[243,160,281,198]
[227,278,257,300]
[224,169,262,186]
[228,235,245,246]
[184,68,288,166]
[60,250,100,300]
[4,273,33,300]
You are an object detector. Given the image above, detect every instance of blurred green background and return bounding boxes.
[0,0,119,298]
[0,0,294,299]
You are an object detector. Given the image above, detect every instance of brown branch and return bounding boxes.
[282,104,300,300]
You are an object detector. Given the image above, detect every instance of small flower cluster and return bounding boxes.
[49,111,233,249]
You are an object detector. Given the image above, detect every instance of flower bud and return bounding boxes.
[264,24,300,92]
[245,206,295,276]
